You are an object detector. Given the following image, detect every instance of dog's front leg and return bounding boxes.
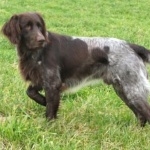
[26,84,46,106]
[44,75,62,120]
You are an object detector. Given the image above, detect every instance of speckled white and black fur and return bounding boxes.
[2,12,150,127]
[69,37,150,126]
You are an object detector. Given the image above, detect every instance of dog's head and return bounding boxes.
[2,12,47,50]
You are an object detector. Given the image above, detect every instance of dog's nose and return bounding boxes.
[37,32,45,43]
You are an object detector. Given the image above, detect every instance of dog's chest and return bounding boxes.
[19,55,44,85]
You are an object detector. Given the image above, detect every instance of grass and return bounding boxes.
[1,0,150,149]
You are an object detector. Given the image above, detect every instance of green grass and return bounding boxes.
[1,0,150,149]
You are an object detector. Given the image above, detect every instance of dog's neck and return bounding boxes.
[16,43,44,63]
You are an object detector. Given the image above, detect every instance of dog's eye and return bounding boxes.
[25,25,32,31]
[25,22,32,31]
[37,23,42,30]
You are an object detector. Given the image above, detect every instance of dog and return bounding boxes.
[2,12,150,127]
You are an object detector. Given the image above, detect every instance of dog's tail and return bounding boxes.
[129,43,150,63]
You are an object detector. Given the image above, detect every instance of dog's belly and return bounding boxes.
[60,51,108,93]
[61,77,101,93]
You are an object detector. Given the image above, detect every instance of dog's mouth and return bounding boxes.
[27,41,47,50]
[37,40,46,48]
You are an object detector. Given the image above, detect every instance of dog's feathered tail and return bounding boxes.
[129,43,150,63]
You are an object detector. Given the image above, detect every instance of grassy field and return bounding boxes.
[1,0,150,149]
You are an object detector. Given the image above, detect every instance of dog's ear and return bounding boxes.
[2,15,21,45]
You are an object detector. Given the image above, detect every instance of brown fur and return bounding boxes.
[2,12,108,120]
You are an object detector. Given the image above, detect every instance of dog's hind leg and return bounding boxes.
[26,85,46,106]
[112,77,150,127]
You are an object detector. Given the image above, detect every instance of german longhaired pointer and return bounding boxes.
[2,12,150,127]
